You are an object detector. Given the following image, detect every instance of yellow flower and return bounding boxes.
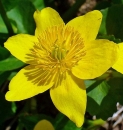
[34,120,54,130]
[4,7,118,127]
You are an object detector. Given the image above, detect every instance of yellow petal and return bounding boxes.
[50,72,86,127]
[66,10,102,42]
[72,39,118,79]
[4,34,38,63]
[5,65,53,101]
[112,43,123,73]
[34,7,64,35]
[34,120,54,130]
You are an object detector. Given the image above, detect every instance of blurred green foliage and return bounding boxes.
[0,0,123,130]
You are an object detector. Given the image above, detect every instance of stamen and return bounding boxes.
[25,24,86,87]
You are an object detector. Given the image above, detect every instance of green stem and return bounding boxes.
[0,0,14,36]
[62,0,86,22]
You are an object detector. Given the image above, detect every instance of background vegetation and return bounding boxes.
[0,0,123,129]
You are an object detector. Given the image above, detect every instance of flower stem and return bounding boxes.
[0,0,14,36]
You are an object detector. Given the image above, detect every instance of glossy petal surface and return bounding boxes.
[4,34,38,63]
[72,39,118,79]
[112,43,123,74]
[5,65,53,101]
[34,7,64,35]
[66,10,102,42]
[50,72,86,127]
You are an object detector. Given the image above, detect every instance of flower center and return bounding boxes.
[26,24,86,86]
[51,42,66,61]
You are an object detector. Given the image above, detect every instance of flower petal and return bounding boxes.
[34,120,55,130]
[50,72,86,127]
[5,65,53,101]
[34,7,64,35]
[4,34,38,63]
[112,43,123,74]
[72,39,118,79]
[66,10,102,42]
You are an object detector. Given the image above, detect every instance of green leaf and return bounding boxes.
[84,80,96,89]
[0,46,10,60]
[83,119,105,130]
[16,123,24,130]
[55,113,81,130]
[86,80,103,93]
[0,71,11,87]
[63,120,81,130]
[30,0,45,10]
[112,0,123,4]
[86,96,100,116]
[87,81,110,105]
[0,92,15,125]
[1,0,21,11]
[94,1,111,10]
[99,8,108,35]
[87,78,123,120]
[7,0,36,34]
[0,33,10,44]
[55,113,69,130]
[0,56,25,71]
[8,72,17,80]
[96,78,123,119]
[99,5,123,41]
[0,16,8,33]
